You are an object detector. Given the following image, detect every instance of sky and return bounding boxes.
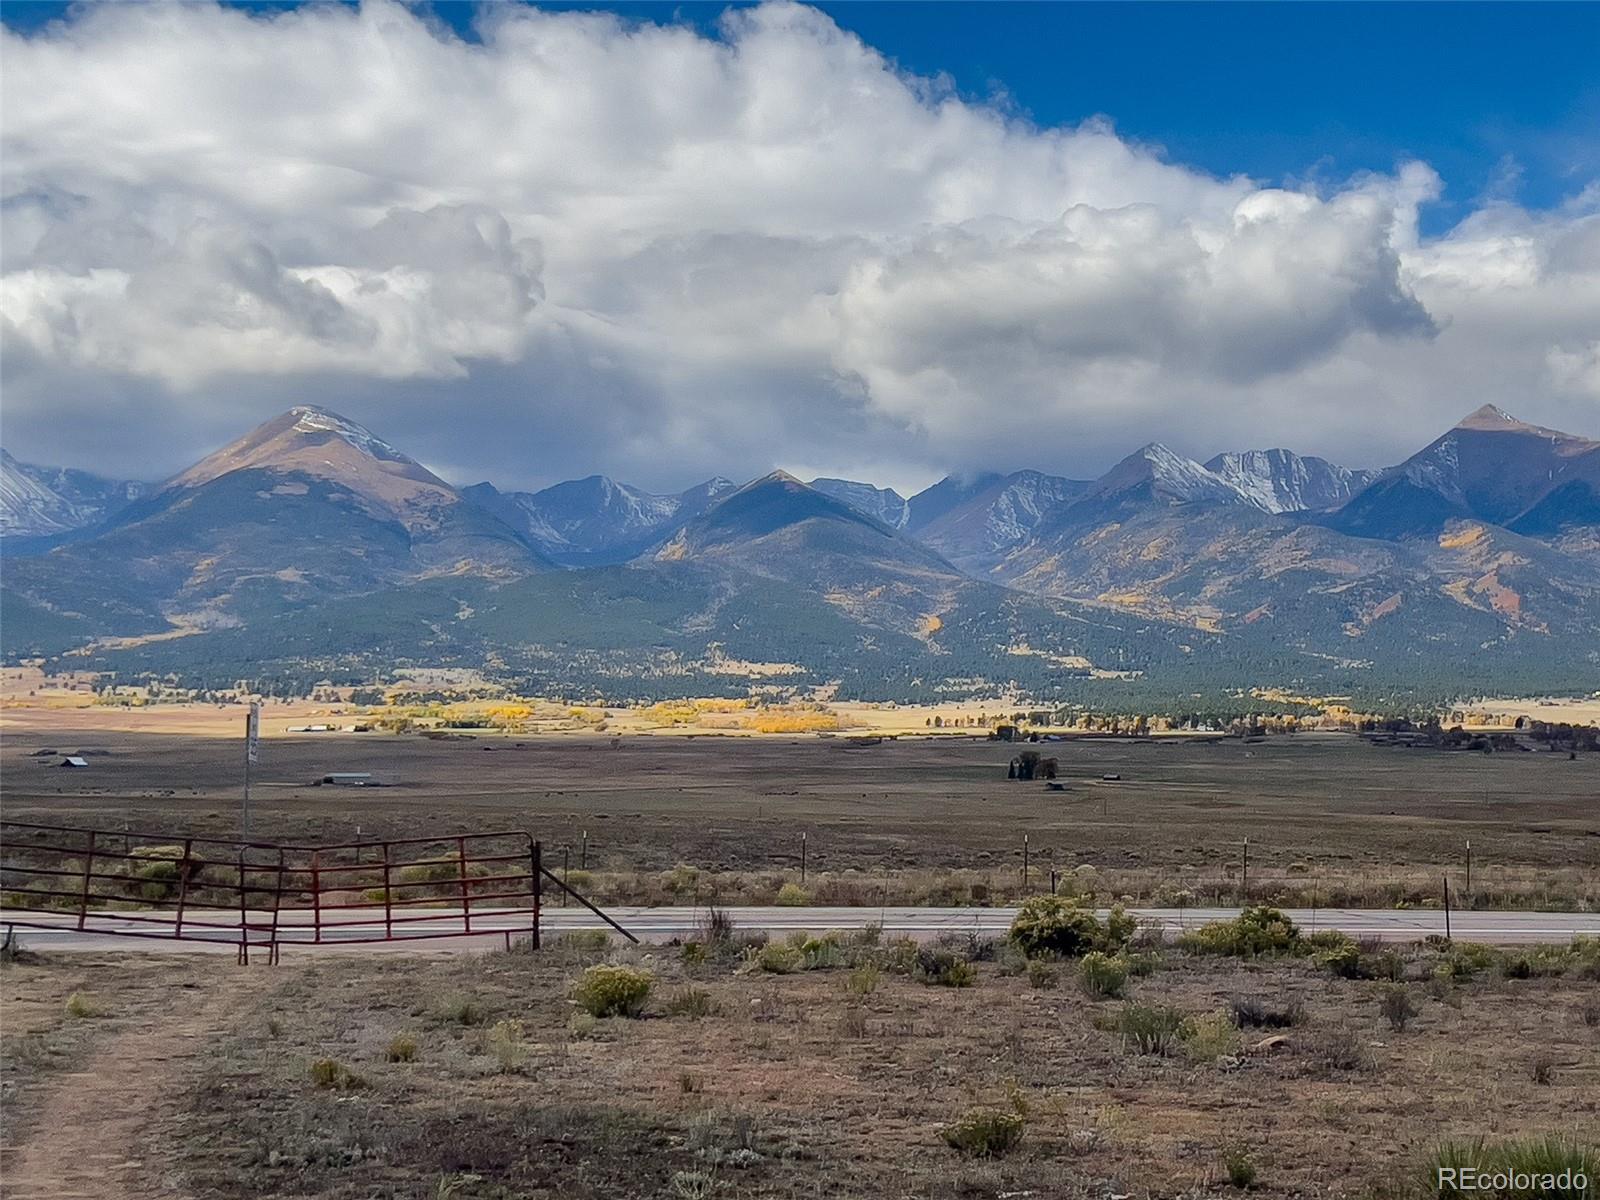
[2,1,1597,496]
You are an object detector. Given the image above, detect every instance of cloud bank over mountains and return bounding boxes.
[2,0,1596,491]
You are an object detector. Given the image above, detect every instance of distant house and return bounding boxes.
[58,756,89,768]
[320,772,374,786]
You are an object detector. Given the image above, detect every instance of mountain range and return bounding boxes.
[0,448,148,541]
[3,403,1596,708]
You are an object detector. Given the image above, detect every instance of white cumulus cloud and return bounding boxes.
[1,0,1596,493]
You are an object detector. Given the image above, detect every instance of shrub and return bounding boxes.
[1179,1010,1241,1062]
[916,948,977,988]
[486,1019,527,1073]
[309,1058,365,1090]
[1104,905,1137,950]
[567,1012,598,1040]
[698,904,736,945]
[797,933,844,970]
[435,995,486,1026]
[1436,941,1499,979]
[940,1107,1026,1158]
[1498,942,1598,980]
[63,992,98,1019]
[1304,929,1355,952]
[755,942,804,974]
[869,936,918,975]
[1570,935,1600,981]
[1179,906,1301,959]
[1580,998,1600,1028]
[665,987,717,1018]
[1026,959,1059,990]
[1117,1003,1183,1055]
[1228,995,1305,1029]
[1315,942,1365,979]
[1365,950,1405,981]
[669,1170,717,1200]
[1078,951,1128,999]
[557,929,611,952]
[1430,1137,1596,1198]
[775,882,811,906]
[1305,1026,1369,1072]
[1529,1052,1555,1085]
[1008,895,1130,959]
[397,857,459,892]
[133,859,182,902]
[935,930,1000,963]
[573,964,654,1018]
[996,943,1030,977]
[1380,985,1417,1032]
[385,1034,418,1063]
[1502,953,1533,979]
[1223,1145,1258,1189]
[1125,951,1162,978]
[839,1005,869,1038]
[847,963,881,996]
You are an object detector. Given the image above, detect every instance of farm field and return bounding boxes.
[2,726,1596,911]
[1,931,1596,1200]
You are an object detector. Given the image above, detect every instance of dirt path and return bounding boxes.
[2,973,252,1200]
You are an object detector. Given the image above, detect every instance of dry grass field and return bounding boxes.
[2,926,1596,1200]
[2,727,1596,910]
[4,722,1597,1197]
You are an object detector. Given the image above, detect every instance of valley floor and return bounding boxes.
[2,726,1596,911]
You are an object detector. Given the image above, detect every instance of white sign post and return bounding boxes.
[243,701,260,842]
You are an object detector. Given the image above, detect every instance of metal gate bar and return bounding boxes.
[1,821,632,956]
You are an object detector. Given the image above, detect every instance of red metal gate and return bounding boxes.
[0,821,634,960]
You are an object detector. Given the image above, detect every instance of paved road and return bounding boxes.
[5,905,1595,953]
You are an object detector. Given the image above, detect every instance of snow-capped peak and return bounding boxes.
[1094,443,1243,504]
[1204,448,1379,513]
[288,406,414,463]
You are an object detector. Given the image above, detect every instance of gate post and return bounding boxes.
[311,849,322,945]
[382,842,393,941]
[270,848,286,965]
[236,851,250,965]
[457,835,472,936]
[531,839,542,951]
[77,830,96,932]
[174,838,194,940]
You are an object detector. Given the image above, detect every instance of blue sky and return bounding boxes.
[8,0,1597,235]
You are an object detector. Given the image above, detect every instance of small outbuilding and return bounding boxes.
[320,772,374,787]
[58,756,89,769]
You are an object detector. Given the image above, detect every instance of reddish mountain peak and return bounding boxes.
[1453,405,1587,444]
